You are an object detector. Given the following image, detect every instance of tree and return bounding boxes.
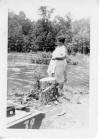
[54,14,73,44]
[38,6,55,21]
[72,18,90,54]
[8,11,34,52]
[8,11,23,52]
[32,6,56,51]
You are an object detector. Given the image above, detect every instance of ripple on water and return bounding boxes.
[8,68,20,72]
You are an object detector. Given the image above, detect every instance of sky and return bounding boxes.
[7,0,93,21]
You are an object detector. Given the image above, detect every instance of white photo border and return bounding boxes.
[0,0,98,138]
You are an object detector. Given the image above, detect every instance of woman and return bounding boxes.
[47,36,67,95]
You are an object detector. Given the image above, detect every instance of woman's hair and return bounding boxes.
[57,36,66,44]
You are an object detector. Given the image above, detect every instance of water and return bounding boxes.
[7,63,48,95]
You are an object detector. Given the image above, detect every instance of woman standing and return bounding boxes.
[47,36,67,95]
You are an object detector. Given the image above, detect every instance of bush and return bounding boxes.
[31,52,51,65]
[41,52,52,59]
[31,57,50,65]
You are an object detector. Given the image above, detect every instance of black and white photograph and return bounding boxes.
[0,0,98,138]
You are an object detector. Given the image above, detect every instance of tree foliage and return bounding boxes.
[8,7,90,54]
[71,18,90,54]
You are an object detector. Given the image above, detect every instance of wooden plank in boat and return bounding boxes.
[7,110,42,128]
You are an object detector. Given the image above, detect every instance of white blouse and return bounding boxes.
[52,45,67,59]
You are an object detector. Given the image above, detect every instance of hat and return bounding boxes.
[57,36,66,43]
